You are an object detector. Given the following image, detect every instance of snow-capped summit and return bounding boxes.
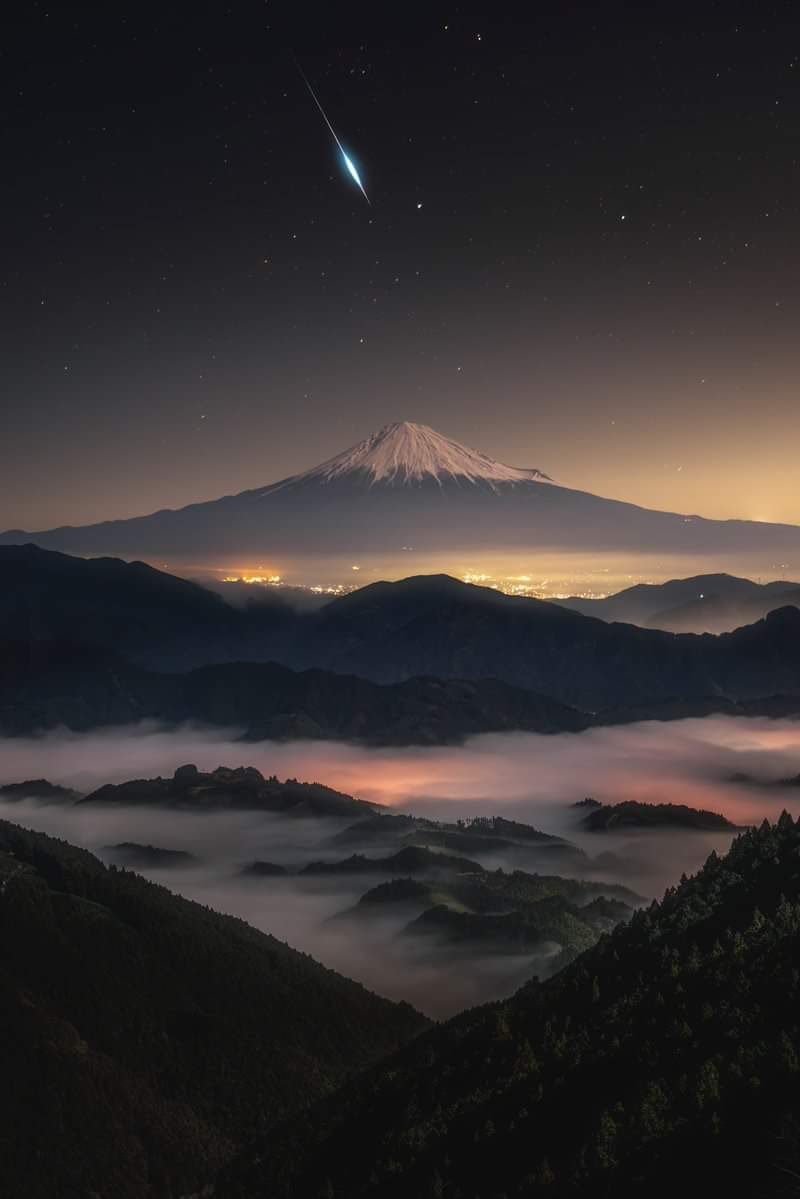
[284,421,552,489]
[4,418,800,566]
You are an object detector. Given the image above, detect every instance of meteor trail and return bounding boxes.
[298,68,370,204]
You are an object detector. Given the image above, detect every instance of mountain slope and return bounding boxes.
[0,820,426,1199]
[0,542,258,668]
[289,575,800,709]
[3,421,800,560]
[555,572,800,633]
[221,813,800,1199]
[5,549,800,715]
[285,420,552,488]
[0,638,589,741]
[647,586,800,634]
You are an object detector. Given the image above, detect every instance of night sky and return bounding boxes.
[3,2,799,531]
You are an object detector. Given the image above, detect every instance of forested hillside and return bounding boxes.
[0,821,426,1199]
[222,814,800,1198]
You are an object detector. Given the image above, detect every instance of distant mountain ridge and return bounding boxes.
[0,638,589,742]
[282,574,800,709]
[3,421,800,560]
[4,547,800,727]
[556,571,800,633]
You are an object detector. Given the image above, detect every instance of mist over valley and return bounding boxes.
[4,715,800,1018]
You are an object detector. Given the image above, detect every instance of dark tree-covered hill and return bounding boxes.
[579,800,739,832]
[5,547,800,715]
[0,638,588,742]
[221,813,800,1199]
[0,820,426,1199]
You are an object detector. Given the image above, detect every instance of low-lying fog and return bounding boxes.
[2,716,799,1017]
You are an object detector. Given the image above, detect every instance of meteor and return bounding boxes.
[299,68,370,204]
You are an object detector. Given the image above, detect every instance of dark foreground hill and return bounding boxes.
[221,814,800,1199]
[0,820,426,1199]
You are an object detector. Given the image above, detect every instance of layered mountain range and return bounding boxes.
[3,545,800,737]
[3,421,800,561]
[556,571,800,633]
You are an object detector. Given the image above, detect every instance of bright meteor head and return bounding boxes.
[342,152,370,204]
[299,66,370,205]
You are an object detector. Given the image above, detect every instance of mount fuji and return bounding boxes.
[3,421,800,565]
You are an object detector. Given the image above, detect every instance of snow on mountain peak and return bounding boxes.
[288,422,552,489]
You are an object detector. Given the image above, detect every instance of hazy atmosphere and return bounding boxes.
[4,716,800,824]
[5,3,800,1195]
[4,716,799,1016]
